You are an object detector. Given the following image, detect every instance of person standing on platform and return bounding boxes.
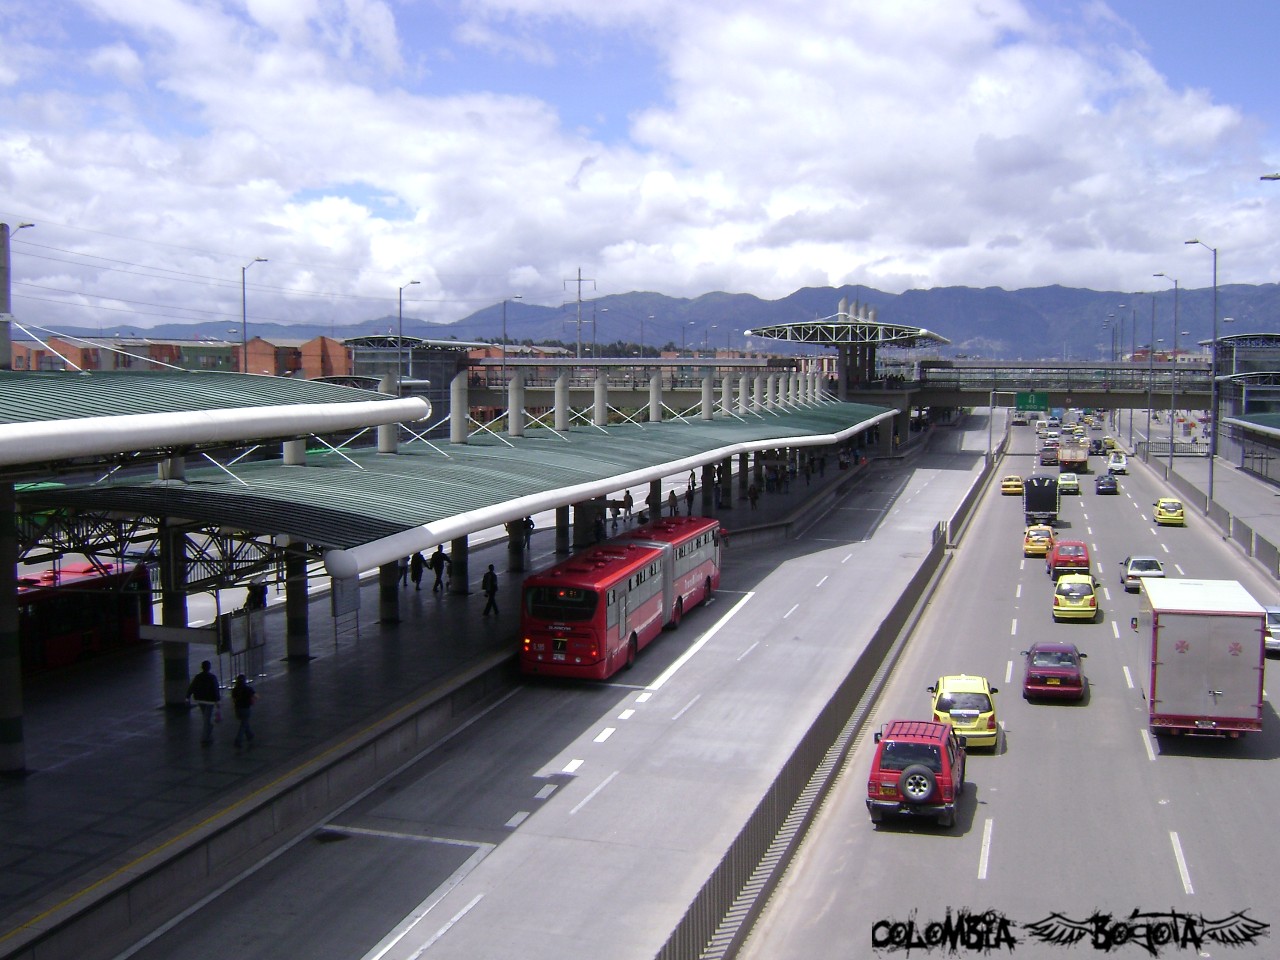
[685,482,695,516]
[230,674,257,748]
[410,551,425,591]
[623,490,634,522]
[668,489,678,517]
[398,555,409,587]
[186,660,221,745]
[429,545,450,593]
[481,564,499,615]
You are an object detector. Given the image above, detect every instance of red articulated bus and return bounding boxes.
[520,515,723,679]
[17,561,154,674]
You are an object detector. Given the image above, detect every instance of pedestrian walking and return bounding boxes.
[688,469,696,490]
[623,490,633,522]
[668,489,679,517]
[410,551,425,591]
[481,564,499,616]
[230,674,257,748]
[685,483,695,516]
[398,555,409,587]
[523,517,535,548]
[186,660,221,745]
[748,483,760,510]
[428,545,450,593]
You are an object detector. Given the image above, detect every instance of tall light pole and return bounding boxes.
[501,295,521,386]
[644,315,652,357]
[240,257,267,373]
[397,280,419,391]
[1186,239,1218,505]
[1154,273,1178,473]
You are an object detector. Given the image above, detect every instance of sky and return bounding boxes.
[2,0,1279,336]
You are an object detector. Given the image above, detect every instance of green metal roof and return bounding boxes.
[19,402,895,571]
[0,370,399,424]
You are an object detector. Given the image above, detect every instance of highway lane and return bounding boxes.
[113,423,994,960]
[739,421,1280,960]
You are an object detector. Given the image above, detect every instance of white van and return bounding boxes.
[1035,419,1048,435]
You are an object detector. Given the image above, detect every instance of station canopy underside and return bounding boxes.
[743,319,951,347]
[18,402,895,573]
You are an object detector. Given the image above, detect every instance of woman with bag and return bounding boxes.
[230,674,258,748]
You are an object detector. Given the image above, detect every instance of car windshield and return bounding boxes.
[1160,500,1181,510]
[937,692,991,713]
[1129,560,1161,573]
[1057,545,1084,557]
[1031,649,1076,667]
[878,741,942,773]
[1057,582,1093,598]
[1027,530,1050,541]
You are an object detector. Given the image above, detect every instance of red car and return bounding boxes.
[866,719,967,828]
[1046,539,1090,580]
[1020,642,1088,701]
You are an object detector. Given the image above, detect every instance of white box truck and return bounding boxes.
[1134,578,1266,738]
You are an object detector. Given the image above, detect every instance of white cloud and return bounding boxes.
[2,0,1276,336]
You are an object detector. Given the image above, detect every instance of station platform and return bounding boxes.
[0,458,870,951]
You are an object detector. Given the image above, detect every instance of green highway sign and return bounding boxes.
[1016,391,1048,411]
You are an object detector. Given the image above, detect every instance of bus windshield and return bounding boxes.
[525,585,600,622]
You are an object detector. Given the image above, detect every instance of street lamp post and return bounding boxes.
[501,295,522,386]
[240,257,267,373]
[397,280,419,391]
[1154,273,1179,474]
[1186,239,1218,506]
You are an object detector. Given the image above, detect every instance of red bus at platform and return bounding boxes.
[17,561,154,674]
[520,515,723,679]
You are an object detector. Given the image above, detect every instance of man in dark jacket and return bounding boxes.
[186,660,221,745]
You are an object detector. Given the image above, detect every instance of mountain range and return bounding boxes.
[26,283,1280,361]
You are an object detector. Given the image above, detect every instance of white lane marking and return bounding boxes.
[1141,728,1156,762]
[1111,620,1119,639]
[978,818,994,879]
[648,592,754,691]
[1174,564,1185,575]
[815,575,829,587]
[1019,558,1025,571]
[535,784,557,800]
[1011,618,1018,636]
[563,758,584,774]
[1087,526,1094,536]
[782,603,799,619]
[1123,665,1134,689]
[1015,584,1022,599]
[1004,660,1013,684]
[408,894,486,959]
[1102,586,1111,601]
[571,770,620,815]
[635,692,652,703]
[594,727,615,743]
[505,811,529,828]
[1170,831,1194,895]
[841,553,853,563]
[672,694,702,720]
[1161,543,1170,553]
[618,708,635,720]
[737,641,759,661]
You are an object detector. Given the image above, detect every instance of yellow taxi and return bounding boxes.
[928,675,999,749]
[1052,573,1099,622]
[1153,497,1185,526]
[1001,475,1024,496]
[1072,426,1087,439]
[1103,436,1118,450]
[1023,524,1055,557]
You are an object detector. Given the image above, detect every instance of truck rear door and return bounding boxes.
[1154,612,1263,725]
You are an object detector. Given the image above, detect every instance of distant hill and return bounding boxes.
[27,283,1280,361]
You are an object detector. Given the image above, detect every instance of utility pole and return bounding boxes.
[563,268,596,359]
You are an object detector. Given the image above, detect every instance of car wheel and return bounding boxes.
[899,764,937,803]
[625,636,637,669]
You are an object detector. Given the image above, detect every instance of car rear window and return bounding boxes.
[937,692,991,713]
[1058,545,1084,557]
[878,741,942,772]
[1130,560,1161,573]
[1057,581,1093,598]
[1031,650,1076,666]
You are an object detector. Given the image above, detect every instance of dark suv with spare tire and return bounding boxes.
[866,719,966,828]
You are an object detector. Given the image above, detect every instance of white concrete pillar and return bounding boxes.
[555,372,570,431]
[594,373,608,426]
[283,439,306,465]
[701,373,714,420]
[378,374,397,453]
[510,371,526,437]
[450,370,469,443]
[649,373,662,422]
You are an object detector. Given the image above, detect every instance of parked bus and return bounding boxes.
[520,515,723,679]
[17,561,154,674]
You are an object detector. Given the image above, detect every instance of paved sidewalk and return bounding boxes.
[0,461,857,940]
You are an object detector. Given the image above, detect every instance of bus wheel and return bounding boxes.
[670,597,683,628]
[625,636,637,669]
[704,576,713,604]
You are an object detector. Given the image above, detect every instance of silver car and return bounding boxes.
[1120,556,1165,592]
[1265,606,1280,654]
